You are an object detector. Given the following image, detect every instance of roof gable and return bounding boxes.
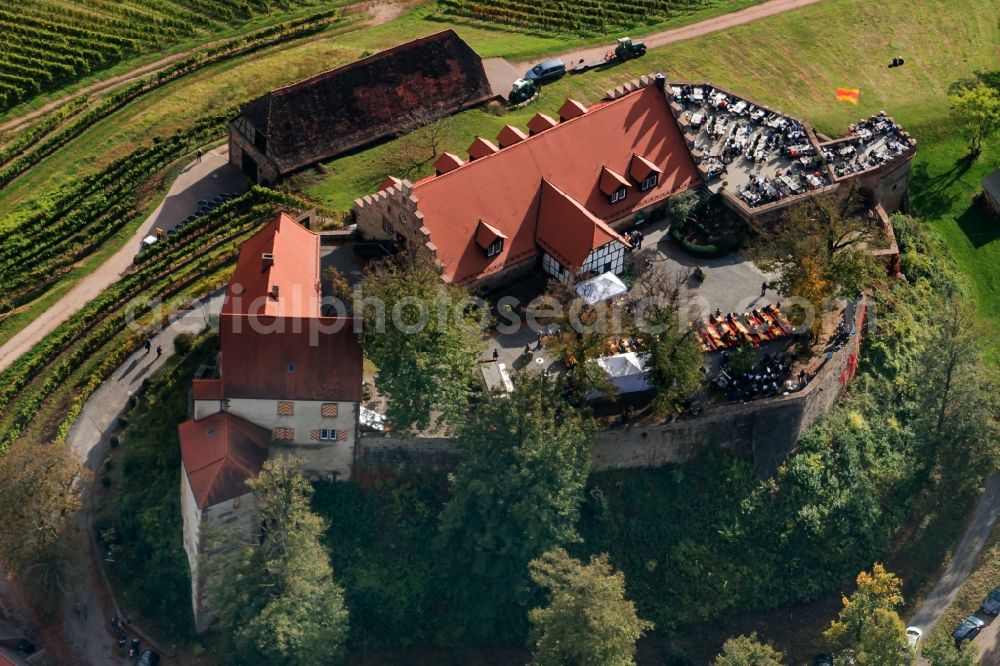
[599,166,631,195]
[468,136,499,160]
[558,98,588,121]
[527,112,558,135]
[536,180,625,269]
[475,219,507,249]
[497,124,528,147]
[629,153,663,181]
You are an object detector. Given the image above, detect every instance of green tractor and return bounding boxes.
[614,37,647,61]
[508,78,538,105]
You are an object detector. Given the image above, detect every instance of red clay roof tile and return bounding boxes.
[535,180,626,269]
[599,166,631,196]
[180,412,270,509]
[434,151,464,174]
[407,85,701,284]
[497,124,528,147]
[527,112,558,135]
[235,30,493,176]
[558,98,588,121]
[467,136,499,160]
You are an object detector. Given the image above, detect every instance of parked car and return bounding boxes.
[524,58,565,84]
[982,584,1000,615]
[952,615,985,645]
[905,626,922,649]
[136,649,160,666]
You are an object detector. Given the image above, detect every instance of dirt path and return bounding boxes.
[0,0,404,136]
[0,146,245,375]
[909,474,1000,644]
[517,0,826,68]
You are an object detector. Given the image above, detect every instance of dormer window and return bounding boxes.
[475,219,507,260]
[610,187,627,204]
[641,173,659,191]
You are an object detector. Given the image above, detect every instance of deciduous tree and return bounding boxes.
[437,375,592,633]
[922,630,978,666]
[528,548,652,666]
[204,458,348,666]
[712,633,784,666]
[824,564,910,665]
[360,252,481,432]
[750,188,885,334]
[948,82,1000,155]
[0,442,83,615]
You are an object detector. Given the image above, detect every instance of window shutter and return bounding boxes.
[309,428,320,441]
[321,403,338,417]
[336,429,349,442]
[277,401,294,416]
[274,427,295,441]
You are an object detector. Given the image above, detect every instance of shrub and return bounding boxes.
[173,333,194,355]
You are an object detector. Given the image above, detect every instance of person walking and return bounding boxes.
[144,339,151,355]
[492,348,499,361]
[760,281,768,297]
[195,149,203,163]
[156,345,162,359]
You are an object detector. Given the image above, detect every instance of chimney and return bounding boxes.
[261,252,274,272]
[271,284,279,300]
[654,73,666,91]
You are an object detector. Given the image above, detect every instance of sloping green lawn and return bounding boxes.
[304,0,1000,354]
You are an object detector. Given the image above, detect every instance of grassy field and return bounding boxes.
[302,0,1000,348]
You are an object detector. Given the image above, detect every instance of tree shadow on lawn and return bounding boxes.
[956,199,1000,249]
[910,153,978,220]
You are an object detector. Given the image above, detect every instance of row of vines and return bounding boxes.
[0,112,233,315]
[0,186,310,453]
[0,8,351,189]
[0,0,340,113]
[439,0,723,34]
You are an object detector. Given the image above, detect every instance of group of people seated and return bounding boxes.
[824,112,912,178]
[720,352,804,402]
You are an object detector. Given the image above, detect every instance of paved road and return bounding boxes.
[908,474,1000,663]
[515,0,826,68]
[0,146,244,374]
[61,294,225,666]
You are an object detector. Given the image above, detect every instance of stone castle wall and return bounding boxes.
[356,300,866,478]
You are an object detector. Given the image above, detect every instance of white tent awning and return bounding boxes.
[576,271,627,305]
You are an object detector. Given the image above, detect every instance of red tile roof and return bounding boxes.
[497,124,527,147]
[434,151,464,174]
[179,412,270,509]
[536,180,626,269]
[558,98,588,121]
[223,212,320,319]
[467,136,499,160]
[218,314,363,402]
[527,112,558,135]
[407,85,701,284]
[475,219,506,248]
[218,213,363,402]
[193,378,223,401]
[599,166,631,195]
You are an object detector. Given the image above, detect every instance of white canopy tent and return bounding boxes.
[593,352,652,395]
[576,271,628,305]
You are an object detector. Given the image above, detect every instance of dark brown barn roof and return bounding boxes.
[235,30,493,175]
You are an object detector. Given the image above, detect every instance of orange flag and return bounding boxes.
[836,87,860,105]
